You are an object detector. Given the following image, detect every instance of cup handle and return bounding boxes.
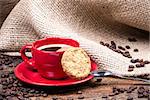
[20,45,35,67]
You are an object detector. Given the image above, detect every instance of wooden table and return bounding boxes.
[0,54,149,100]
[29,77,149,100]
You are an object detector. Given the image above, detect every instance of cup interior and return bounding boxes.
[33,37,79,52]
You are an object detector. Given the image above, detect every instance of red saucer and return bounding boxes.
[14,61,97,86]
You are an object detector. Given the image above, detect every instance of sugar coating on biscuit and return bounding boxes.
[61,47,91,79]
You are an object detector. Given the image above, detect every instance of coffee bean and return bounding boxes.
[144,60,150,64]
[110,41,116,49]
[129,65,134,68]
[123,52,131,58]
[138,94,144,98]
[0,95,3,100]
[139,59,143,62]
[128,86,137,93]
[5,73,9,78]
[127,96,133,100]
[13,83,17,87]
[112,87,117,93]
[118,46,125,51]
[130,59,137,63]
[109,93,115,96]
[118,88,125,93]
[8,84,13,88]
[9,80,14,84]
[52,97,59,100]
[122,53,128,57]
[35,90,40,94]
[29,89,35,93]
[0,67,3,70]
[113,49,118,52]
[127,55,132,58]
[77,91,82,94]
[96,78,102,82]
[104,43,109,47]
[67,97,74,100]
[2,90,6,93]
[42,93,48,97]
[12,76,16,80]
[23,92,28,96]
[24,94,29,98]
[11,87,16,91]
[140,62,145,67]
[6,96,12,100]
[137,87,145,94]
[17,96,24,100]
[114,91,119,95]
[128,38,137,42]
[143,91,149,97]
[133,49,138,52]
[40,91,44,94]
[27,93,33,97]
[126,89,132,93]
[115,50,122,54]
[2,86,7,89]
[145,87,149,93]
[9,71,14,74]
[2,81,7,85]
[10,91,16,96]
[125,45,131,49]
[1,61,5,65]
[102,95,108,98]
[0,55,4,58]
[8,64,14,68]
[5,61,12,65]
[125,51,129,54]
[148,95,150,100]
[128,67,134,72]
[18,83,23,87]
[135,64,142,68]
[111,98,116,100]
[1,74,5,78]
[99,41,105,45]
[35,94,41,97]
[78,96,84,99]
[132,86,137,90]
[135,59,139,62]
[6,91,12,96]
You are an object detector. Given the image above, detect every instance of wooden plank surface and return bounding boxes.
[30,78,149,100]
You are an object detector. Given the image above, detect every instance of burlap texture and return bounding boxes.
[0,0,149,76]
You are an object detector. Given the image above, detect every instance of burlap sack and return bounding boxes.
[0,0,149,76]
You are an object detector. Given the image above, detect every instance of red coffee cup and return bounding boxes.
[20,37,79,79]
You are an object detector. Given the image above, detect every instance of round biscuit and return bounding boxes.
[61,47,91,79]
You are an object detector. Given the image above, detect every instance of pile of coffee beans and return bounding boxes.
[101,86,149,100]
[137,86,149,98]
[99,39,150,73]
[128,58,150,72]
[0,54,50,100]
[100,41,132,58]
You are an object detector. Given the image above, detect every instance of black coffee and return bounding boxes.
[37,44,71,51]
[41,47,61,51]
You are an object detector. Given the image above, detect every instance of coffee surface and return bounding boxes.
[41,47,61,51]
[37,44,71,51]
